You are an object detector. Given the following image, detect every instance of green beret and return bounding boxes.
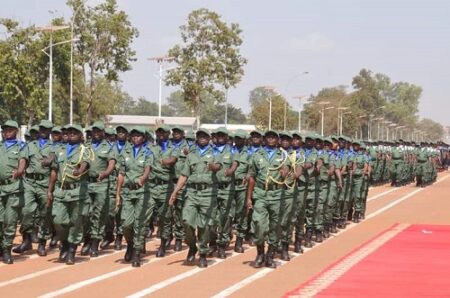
[292,131,302,138]
[2,120,19,129]
[92,121,105,130]
[323,137,333,144]
[172,125,184,133]
[39,119,54,129]
[186,130,195,139]
[116,125,128,133]
[214,126,228,135]
[352,139,361,146]
[250,130,263,136]
[85,126,92,132]
[234,129,248,139]
[30,125,39,133]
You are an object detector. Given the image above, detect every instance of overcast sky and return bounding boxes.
[3,0,450,125]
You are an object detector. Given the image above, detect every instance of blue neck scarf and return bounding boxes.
[117,140,126,153]
[159,140,169,152]
[4,139,17,149]
[196,144,210,156]
[66,143,79,157]
[38,138,48,149]
[213,144,226,155]
[92,140,101,150]
[264,146,276,160]
[133,144,142,158]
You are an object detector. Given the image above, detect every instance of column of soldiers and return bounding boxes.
[0,119,445,268]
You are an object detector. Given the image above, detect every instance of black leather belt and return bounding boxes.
[60,182,80,190]
[26,173,46,181]
[256,182,285,191]
[88,176,99,183]
[189,183,215,191]
[218,182,231,189]
[125,182,141,190]
[0,178,15,185]
[150,178,168,186]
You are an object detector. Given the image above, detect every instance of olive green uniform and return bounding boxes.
[232,146,250,240]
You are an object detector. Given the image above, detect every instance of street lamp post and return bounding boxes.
[293,95,305,132]
[318,102,332,136]
[283,72,309,130]
[341,111,352,135]
[264,86,277,130]
[337,107,349,135]
[149,56,175,119]
[37,25,70,122]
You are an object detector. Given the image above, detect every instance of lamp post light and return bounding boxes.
[37,25,70,122]
[283,72,309,130]
[337,107,349,135]
[317,101,331,136]
[148,56,175,119]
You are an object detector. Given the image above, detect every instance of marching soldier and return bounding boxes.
[350,140,369,222]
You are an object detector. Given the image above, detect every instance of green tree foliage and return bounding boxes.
[165,8,247,127]
[417,118,444,142]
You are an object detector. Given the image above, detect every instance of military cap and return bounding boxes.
[171,125,184,133]
[196,128,211,137]
[331,135,340,141]
[105,128,116,135]
[24,131,30,137]
[39,119,54,129]
[314,134,323,141]
[186,130,195,139]
[250,129,263,136]
[360,142,367,149]
[91,121,105,130]
[116,124,128,132]
[30,125,39,133]
[129,126,146,135]
[323,137,333,144]
[352,139,361,145]
[156,124,171,132]
[279,131,293,138]
[66,124,83,133]
[214,127,228,135]
[234,129,248,139]
[264,130,279,137]
[305,132,316,140]
[292,131,302,138]
[2,120,19,129]
[52,126,62,133]
[85,126,92,132]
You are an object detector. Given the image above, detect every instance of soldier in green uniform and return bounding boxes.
[169,128,221,268]
[115,126,153,267]
[16,120,54,257]
[360,143,371,219]
[82,121,116,257]
[336,136,352,229]
[170,126,190,251]
[150,124,178,258]
[47,124,92,265]
[246,130,290,269]
[0,120,28,264]
[292,132,306,253]
[210,127,238,259]
[29,125,39,141]
[231,129,250,253]
[350,140,369,222]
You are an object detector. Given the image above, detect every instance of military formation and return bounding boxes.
[0,119,446,268]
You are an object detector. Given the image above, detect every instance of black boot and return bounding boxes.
[353,211,360,223]
[124,242,134,262]
[234,237,244,253]
[156,239,166,258]
[31,227,39,243]
[265,246,276,268]
[37,239,47,257]
[323,225,330,239]
[165,234,173,250]
[49,236,58,249]
[12,232,32,254]
[131,249,141,267]
[59,240,70,262]
[174,239,183,252]
[186,246,197,264]
[293,236,303,253]
[114,234,123,250]
[90,239,99,257]
[315,230,323,243]
[80,237,91,256]
[254,244,265,268]
[66,244,77,265]
[330,220,338,233]
[208,241,217,257]
[304,229,314,248]
[2,247,13,264]
[217,245,226,259]
[199,253,208,268]
[280,242,290,261]
[100,232,114,250]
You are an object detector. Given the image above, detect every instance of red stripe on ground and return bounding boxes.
[283,223,401,298]
[288,224,450,297]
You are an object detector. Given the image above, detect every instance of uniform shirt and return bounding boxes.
[118,144,153,190]
[248,146,290,190]
[26,138,53,187]
[51,143,92,185]
[149,140,177,182]
[171,139,190,178]
[353,151,368,176]
[233,145,250,182]
[88,139,116,182]
[0,139,28,194]
[181,144,220,185]
[214,144,238,184]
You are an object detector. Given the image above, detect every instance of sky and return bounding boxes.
[2,0,450,126]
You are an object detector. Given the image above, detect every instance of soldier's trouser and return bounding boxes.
[214,186,235,246]
[151,183,174,241]
[183,187,217,255]
[104,184,118,237]
[390,161,402,183]
[325,180,338,225]
[361,176,370,215]
[294,183,307,239]
[22,181,52,239]
[341,176,353,220]
[0,193,23,248]
[87,183,109,240]
[234,186,248,239]
[251,187,281,249]
[173,187,186,241]
[280,187,296,244]
[314,181,329,231]
[53,198,89,245]
[352,176,364,212]
[121,186,153,251]
[304,183,316,230]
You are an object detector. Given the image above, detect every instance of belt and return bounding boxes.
[125,182,142,190]
[256,182,285,191]
[235,178,244,185]
[189,183,215,191]
[149,178,169,186]
[218,182,231,189]
[88,176,99,183]
[0,178,15,186]
[26,173,46,181]
[60,182,80,190]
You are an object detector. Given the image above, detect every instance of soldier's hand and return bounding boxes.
[225,168,232,177]
[137,176,146,187]
[242,177,248,185]
[338,183,343,190]
[47,191,53,208]
[72,169,81,177]
[279,167,289,178]
[246,198,253,213]
[12,169,23,180]
[115,195,121,212]
[98,171,108,182]
[41,158,52,167]
[169,191,177,206]
[183,148,189,155]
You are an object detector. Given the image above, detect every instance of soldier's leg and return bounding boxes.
[326,182,338,233]
[101,187,116,249]
[155,185,174,257]
[233,187,247,253]
[352,177,364,222]
[216,188,235,255]
[89,185,108,256]
[294,185,306,252]
[313,182,328,242]
[279,189,295,260]
[2,193,22,250]
[14,184,36,253]
[304,185,316,247]
[173,188,186,250]
[196,190,217,267]
[266,197,280,268]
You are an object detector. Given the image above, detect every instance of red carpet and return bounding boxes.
[286,224,450,297]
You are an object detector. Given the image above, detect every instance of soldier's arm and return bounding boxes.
[161,156,177,167]
[98,159,116,181]
[294,164,304,179]
[73,161,89,177]
[13,158,27,179]
[169,175,188,206]
[246,176,255,212]
[335,168,343,189]
[327,164,336,176]
[225,160,239,176]
[116,174,124,210]
[138,165,151,186]
[47,168,57,207]
[315,158,323,175]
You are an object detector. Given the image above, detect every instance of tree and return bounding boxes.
[68,0,138,125]
[417,118,444,142]
[165,8,247,127]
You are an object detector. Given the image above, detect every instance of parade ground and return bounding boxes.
[0,171,448,298]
